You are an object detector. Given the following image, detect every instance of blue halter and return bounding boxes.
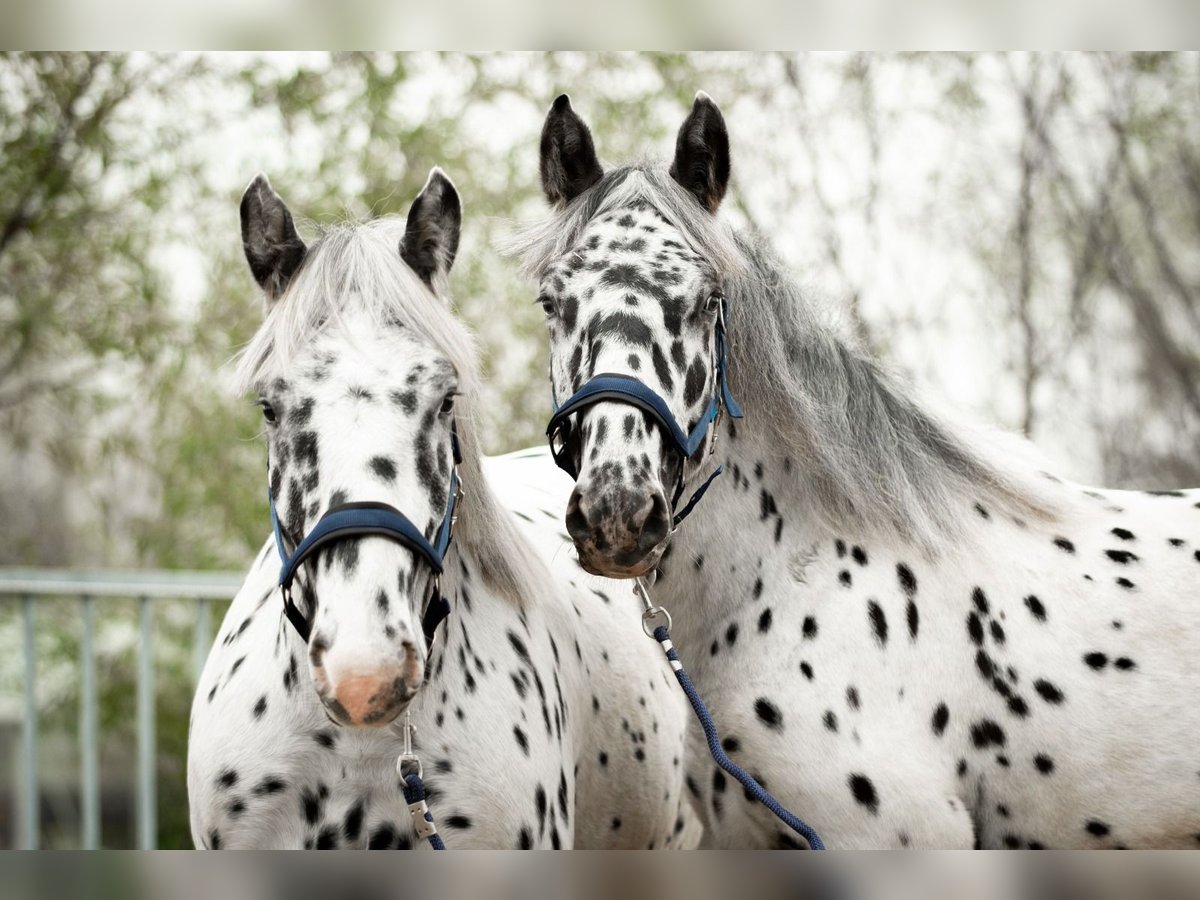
[546,300,742,527]
[267,425,463,644]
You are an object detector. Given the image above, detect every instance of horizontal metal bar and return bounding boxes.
[0,567,243,599]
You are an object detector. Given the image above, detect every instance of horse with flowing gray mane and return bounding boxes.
[499,92,1200,848]
[187,169,693,849]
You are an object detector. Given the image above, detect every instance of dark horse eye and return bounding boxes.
[439,393,456,415]
[705,292,723,314]
[259,400,277,424]
[537,294,557,317]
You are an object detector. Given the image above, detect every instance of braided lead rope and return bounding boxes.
[636,580,826,850]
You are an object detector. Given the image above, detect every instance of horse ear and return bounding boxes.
[669,91,731,214]
[240,174,307,309]
[539,94,604,208]
[400,166,462,291]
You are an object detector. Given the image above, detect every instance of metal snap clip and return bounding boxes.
[641,605,672,638]
[395,711,422,780]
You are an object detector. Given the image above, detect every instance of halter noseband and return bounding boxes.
[267,425,463,651]
[545,299,742,527]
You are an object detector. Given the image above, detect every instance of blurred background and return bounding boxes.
[0,51,1197,848]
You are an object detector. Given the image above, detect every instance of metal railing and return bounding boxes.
[1,568,243,849]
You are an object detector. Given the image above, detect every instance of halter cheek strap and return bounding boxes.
[545,300,742,527]
[267,425,462,649]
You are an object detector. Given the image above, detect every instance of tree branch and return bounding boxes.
[0,53,101,262]
[780,52,875,351]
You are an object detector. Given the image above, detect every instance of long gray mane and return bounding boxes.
[234,217,551,606]
[507,163,1061,551]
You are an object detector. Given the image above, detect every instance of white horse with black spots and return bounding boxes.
[187,169,692,849]
[498,92,1200,848]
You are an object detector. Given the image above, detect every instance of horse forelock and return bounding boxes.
[503,163,746,284]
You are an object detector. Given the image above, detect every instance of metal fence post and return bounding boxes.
[137,594,156,849]
[193,596,211,686]
[80,593,100,849]
[21,593,38,849]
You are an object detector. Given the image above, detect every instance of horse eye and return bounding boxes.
[705,292,723,314]
[439,393,456,415]
[259,401,277,424]
[537,294,557,317]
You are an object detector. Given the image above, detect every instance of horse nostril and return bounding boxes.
[399,639,424,688]
[635,492,670,554]
[308,635,330,669]
[565,486,591,544]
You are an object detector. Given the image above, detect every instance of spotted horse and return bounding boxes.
[187,169,693,849]
[498,92,1200,848]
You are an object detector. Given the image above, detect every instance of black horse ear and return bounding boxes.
[669,91,731,214]
[240,174,307,307]
[539,94,604,208]
[400,167,462,291]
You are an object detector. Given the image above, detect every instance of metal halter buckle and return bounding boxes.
[450,472,464,528]
[709,405,723,457]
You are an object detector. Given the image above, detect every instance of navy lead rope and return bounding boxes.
[638,582,826,850]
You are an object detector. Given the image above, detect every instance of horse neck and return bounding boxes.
[651,417,789,635]
[654,397,971,655]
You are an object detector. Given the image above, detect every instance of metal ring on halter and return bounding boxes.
[396,752,423,781]
[708,406,723,457]
[641,605,672,638]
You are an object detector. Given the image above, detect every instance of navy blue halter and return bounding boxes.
[546,299,742,527]
[267,426,462,645]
